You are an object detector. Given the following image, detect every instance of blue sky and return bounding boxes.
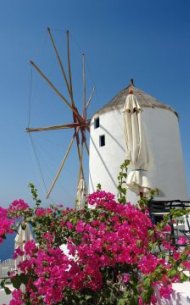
[0,0,189,207]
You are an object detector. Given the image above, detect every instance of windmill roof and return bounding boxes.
[95,85,178,117]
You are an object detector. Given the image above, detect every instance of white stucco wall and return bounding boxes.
[88,107,188,203]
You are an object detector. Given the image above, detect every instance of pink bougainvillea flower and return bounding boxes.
[9,199,29,212]
[13,247,24,259]
[177,236,187,245]
[138,254,159,275]
[159,285,173,299]
[0,207,14,243]
[75,220,86,233]
[122,273,130,283]
[182,261,190,270]
[35,207,52,217]
[9,289,24,305]
[24,240,37,256]
[163,224,171,232]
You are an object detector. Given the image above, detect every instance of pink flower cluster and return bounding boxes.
[34,207,52,217]
[9,290,23,305]
[0,207,13,243]
[8,199,29,217]
[1,190,190,305]
[0,199,30,244]
[10,193,154,303]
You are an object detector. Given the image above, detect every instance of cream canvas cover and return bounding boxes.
[123,92,152,194]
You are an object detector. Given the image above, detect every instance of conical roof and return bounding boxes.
[95,84,178,117]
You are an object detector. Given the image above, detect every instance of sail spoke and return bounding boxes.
[76,139,85,182]
[47,28,72,100]
[30,60,83,121]
[46,134,75,198]
[86,86,95,109]
[82,53,87,118]
[84,140,89,155]
[66,31,74,106]
[75,149,86,210]
[26,123,80,133]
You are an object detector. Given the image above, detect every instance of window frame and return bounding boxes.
[94,117,100,129]
[99,135,105,147]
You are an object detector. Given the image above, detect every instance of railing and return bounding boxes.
[0,259,15,279]
[148,199,190,246]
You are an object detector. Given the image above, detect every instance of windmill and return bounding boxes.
[26,28,94,208]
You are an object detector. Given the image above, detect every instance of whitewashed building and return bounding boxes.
[0,259,15,279]
[89,82,188,203]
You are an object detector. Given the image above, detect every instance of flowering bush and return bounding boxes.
[1,184,190,304]
[0,207,14,243]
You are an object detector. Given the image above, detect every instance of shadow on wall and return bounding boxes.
[89,135,117,191]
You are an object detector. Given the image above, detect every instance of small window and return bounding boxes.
[99,135,105,147]
[94,117,100,129]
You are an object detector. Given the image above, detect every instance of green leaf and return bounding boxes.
[168,268,177,278]
[4,286,12,295]
[84,295,92,300]
[180,272,189,281]
[142,287,153,303]
[143,277,151,288]
[11,274,28,289]
[12,276,22,289]
[118,290,129,305]
[0,279,6,289]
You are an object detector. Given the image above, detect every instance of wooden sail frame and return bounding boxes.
[26,28,92,205]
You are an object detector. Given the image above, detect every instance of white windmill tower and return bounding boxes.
[89,80,188,203]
